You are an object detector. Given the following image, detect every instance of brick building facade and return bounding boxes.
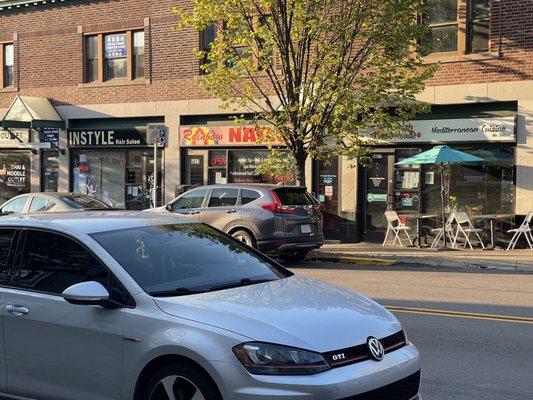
[0,0,531,243]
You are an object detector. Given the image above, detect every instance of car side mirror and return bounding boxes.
[62,281,111,308]
[165,203,173,212]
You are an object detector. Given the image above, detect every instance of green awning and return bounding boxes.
[2,95,64,129]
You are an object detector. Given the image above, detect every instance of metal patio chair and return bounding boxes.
[383,211,413,247]
[506,212,533,250]
[430,213,457,248]
[452,212,485,250]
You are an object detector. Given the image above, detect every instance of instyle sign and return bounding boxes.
[391,117,516,143]
[68,129,148,147]
[180,125,284,147]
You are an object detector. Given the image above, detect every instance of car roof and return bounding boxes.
[0,211,193,235]
[193,184,306,190]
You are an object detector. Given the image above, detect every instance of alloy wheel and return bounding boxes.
[234,234,250,245]
[149,375,206,400]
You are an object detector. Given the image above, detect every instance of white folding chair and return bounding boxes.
[453,212,485,250]
[430,213,457,248]
[506,212,533,250]
[382,211,413,247]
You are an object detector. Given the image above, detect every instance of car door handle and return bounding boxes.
[188,211,201,215]
[226,209,237,214]
[6,305,29,316]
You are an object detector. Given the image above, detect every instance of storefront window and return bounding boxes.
[422,146,515,215]
[0,151,31,204]
[41,151,59,192]
[228,150,294,184]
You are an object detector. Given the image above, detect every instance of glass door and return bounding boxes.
[124,150,162,210]
[362,153,392,242]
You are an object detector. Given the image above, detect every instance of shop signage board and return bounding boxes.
[41,128,60,148]
[0,152,31,202]
[68,129,148,147]
[180,125,284,147]
[0,129,29,146]
[376,117,516,144]
[105,34,127,58]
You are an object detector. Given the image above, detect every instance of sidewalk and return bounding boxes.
[310,243,533,272]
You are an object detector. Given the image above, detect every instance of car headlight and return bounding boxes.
[233,342,330,375]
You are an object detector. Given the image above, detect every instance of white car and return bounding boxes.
[0,211,420,400]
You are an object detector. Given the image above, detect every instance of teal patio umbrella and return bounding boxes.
[395,145,484,247]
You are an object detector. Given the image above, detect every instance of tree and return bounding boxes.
[174,0,436,186]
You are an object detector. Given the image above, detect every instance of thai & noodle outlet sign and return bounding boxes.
[393,117,516,143]
[180,125,284,146]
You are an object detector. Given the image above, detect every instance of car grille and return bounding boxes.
[323,330,407,368]
[339,370,421,400]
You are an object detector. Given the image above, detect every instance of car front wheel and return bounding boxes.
[143,364,221,400]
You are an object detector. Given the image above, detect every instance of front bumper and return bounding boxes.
[257,235,324,254]
[212,343,420,400]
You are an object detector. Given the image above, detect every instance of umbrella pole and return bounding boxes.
[441,163,447,248]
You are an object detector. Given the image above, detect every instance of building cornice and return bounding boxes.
[0,0,72,12]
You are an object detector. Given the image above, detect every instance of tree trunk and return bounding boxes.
[294,154,307,188]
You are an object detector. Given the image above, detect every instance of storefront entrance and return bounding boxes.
[71,149,162,210]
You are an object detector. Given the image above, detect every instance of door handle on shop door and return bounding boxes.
[6,305,29,316]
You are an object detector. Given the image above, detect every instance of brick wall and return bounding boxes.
[426,0,533,87]
[0,0,531,107]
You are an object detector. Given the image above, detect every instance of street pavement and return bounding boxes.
[288,261,533,400]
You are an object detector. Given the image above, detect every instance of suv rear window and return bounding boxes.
[274,188,314,206]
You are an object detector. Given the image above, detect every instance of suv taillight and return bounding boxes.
[261,191,297,214]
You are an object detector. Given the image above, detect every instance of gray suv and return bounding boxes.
[149,185,324,262]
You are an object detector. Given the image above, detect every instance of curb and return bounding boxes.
[309,252,533,272]
[309,254,396,267]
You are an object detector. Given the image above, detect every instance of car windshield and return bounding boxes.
[60,195,110,209]
[91,224,292,296]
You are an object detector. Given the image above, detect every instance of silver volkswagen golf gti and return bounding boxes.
[0,212,421,400]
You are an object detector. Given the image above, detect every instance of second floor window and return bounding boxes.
[422,0,458,55]
[421,0,490,56]
[85,36,98,83]
[3,44,14,87]
[105,33,127,80]
[84,30,145,83]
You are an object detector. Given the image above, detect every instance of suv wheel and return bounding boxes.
[280,250,309,263]
[231,230,256,248]
[143,364,221,400]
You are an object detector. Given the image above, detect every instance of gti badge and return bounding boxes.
[367,337,385,361]
[332,353,346,361]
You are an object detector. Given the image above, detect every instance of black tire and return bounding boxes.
[142,363,221,400]
[280,250,309,263]
[231,230,256,248]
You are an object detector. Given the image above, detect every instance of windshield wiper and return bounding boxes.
[209,278,275,292]
[149,287,206,297]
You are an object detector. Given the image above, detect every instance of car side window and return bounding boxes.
[208,188,238,207]
[241,189,261,205]
[15,230,130,305]
[29,197,49,213]
[0,229,16,286]
[1,196,29,214]
[171,189,208,211]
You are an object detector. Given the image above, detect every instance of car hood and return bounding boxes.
[154,275,401,352]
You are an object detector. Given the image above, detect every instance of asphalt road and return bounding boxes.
[289,261,533,400]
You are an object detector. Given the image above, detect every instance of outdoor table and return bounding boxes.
[470,214,515,249]
[400,213,438,248]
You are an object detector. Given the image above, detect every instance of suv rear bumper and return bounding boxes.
[257,235,324,254]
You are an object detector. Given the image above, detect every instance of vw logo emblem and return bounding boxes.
[367,337,385,361]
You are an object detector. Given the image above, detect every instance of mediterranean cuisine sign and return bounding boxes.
[392,117,516,143]
[180,125,284,147]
